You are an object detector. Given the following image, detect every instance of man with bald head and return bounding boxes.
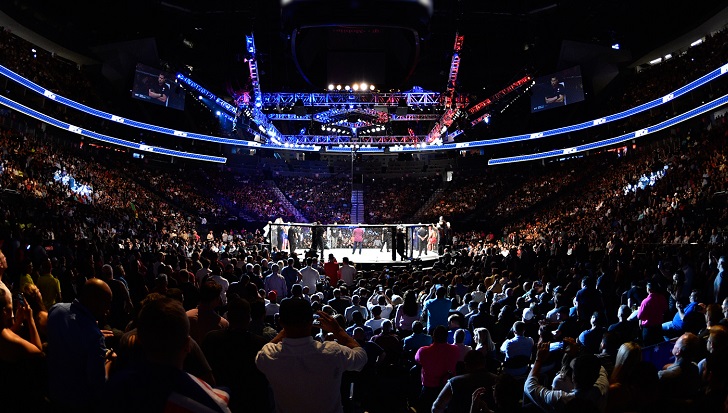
[47,278,113,412]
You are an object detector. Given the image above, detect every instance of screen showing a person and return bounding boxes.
[530,66,585,113]
[131,63,185,111]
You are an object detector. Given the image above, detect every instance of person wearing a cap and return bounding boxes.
[255,298,367,413]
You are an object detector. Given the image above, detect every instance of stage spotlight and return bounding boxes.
[336,85,342,90]
[215,111,221,116]
[345,85,351,91]
[322,125,326,130]
[328,84,335,91]
[198,95,203,100]
[370,85,375,91]
[360,83,367,91]
[352,84,359,91]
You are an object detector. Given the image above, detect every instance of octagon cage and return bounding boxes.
[263,222,448,265]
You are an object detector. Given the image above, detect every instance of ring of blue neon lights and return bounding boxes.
[0,94,227,163]
[0,62,726,154]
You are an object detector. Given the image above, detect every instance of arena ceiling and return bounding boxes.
[3,0,726,102]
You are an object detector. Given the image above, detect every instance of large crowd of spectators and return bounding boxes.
[1,18,728,413]
[274,175,352,224]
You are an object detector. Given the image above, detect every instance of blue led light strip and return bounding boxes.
[0,94,227,163]
[0,64,286,150]
[1,61,726,153]
[487,93,728,165]
[392,62,728,152]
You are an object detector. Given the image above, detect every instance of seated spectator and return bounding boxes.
[402,320,432,356]
[447,314,473,346]
[608,342,659,413]
[578,312,607,354]
[365,305,387,334]
[500,321,534,363]
[344,294,369,323]
[662,290,702,339]
[657,332,700,401]
[607,305,640,346]
[346,310,374,341]
[453,328,473,362]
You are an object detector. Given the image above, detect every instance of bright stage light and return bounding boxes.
[352,84,359,91]
[336,85,342,90]
[370,85,375,91]
[328,84,334,91]
[215,111,221,116]
[360,83,367,91]
[345,85,351,91]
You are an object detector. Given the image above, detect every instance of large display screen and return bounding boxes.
[530,66,585,113]
[131,64,185,110]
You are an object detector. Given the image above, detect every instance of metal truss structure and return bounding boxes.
[278,134,427,145]
[259,91,462,107]
[266,112,443,122]
[245,35,263,109]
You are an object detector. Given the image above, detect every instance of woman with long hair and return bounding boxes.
[0,288,45,412]
[608,342,658,412]
[394,290,421,336]
[473,327,499,372]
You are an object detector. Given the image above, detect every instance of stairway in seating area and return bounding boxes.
[351,184,365,224]
[264,180,308,223]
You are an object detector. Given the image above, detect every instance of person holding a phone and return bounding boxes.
[0,287,45,412]
[256,298,367,413]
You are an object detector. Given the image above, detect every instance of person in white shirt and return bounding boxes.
[300,257,321,292]
[367,290,394,319]
[256,298,367,413]
[364,305,387,333]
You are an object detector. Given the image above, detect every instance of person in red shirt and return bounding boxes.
[415,325,460,412]
[323,254,340,286]
[637,282,668,346]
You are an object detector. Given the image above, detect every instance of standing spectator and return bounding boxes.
[263,264,287,299]
[713,255,726,305]
[338,257,356,286]
[186,281,229,344]
[637,282,668,346]
[255,298,367,413]
[105,297,232,413]
[324,254,340,285]
[300,257,320,292]
[415,325,460,413]
[201,296,270,413]
[36,257,61,310]
[525,344,609,411]
[281,258,302,296]
[422,286,452,334]
[47,278,113,412]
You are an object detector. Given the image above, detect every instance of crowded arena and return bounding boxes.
[0,1,727,413]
